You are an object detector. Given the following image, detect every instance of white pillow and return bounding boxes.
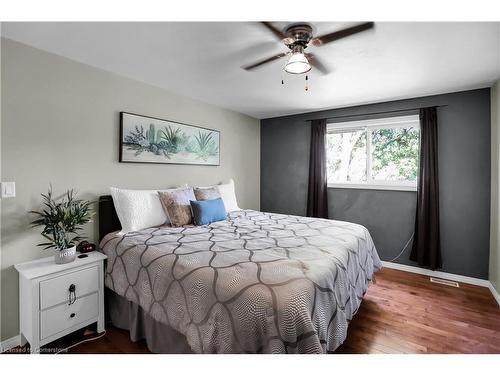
[110,186,185,233]
[216,179,240,212]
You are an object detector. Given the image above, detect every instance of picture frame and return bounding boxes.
[119,112,220,166]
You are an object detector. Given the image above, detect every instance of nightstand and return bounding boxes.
[15,251,107,353]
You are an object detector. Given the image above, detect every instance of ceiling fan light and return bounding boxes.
[284,52,311,74]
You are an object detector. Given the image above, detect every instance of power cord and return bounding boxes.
[55,330,107,354]
[388,232,414,262]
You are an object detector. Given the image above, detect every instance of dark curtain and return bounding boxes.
[307,119,329,218]
[410,107,442,269]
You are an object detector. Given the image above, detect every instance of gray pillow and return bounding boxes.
[158,187,196,227]
[194,187,221,201]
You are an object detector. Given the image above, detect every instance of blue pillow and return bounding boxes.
[190,198,227,226]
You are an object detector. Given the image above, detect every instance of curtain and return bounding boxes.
[307,119,329,218]
[410,107,442,269]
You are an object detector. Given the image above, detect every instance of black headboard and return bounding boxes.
[98,195,121,241]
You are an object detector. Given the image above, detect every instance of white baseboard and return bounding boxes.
[0,334,20,353]
[381,261,490,287]
[489,282,500,306]
[381,261,499,307]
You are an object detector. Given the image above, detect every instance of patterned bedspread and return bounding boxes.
[100,210,382,353]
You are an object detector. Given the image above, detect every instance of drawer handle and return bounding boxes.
[70,313,76,318]
[68,284,77,305]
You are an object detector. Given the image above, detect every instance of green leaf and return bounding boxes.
[30,186,93,251]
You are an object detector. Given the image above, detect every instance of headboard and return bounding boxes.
[98,195,121,242]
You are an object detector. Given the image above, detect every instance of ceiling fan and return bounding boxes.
[243,22,374,75]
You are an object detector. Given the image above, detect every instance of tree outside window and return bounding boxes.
[326,115,420,190]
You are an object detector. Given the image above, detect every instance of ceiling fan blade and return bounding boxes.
[306,53,329,74]
[311,22,374,47]
[261,22,288,42]
[243,53,287,70]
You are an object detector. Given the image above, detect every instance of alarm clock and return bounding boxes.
[77,241,96,253]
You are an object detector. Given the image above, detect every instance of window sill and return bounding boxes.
[328,183,417,192]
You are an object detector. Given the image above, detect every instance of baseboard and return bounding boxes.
[489,282,500,306]
[0,334,20,353]
[381,261,490,288]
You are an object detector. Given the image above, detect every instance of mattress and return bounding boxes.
[100,209,382,353]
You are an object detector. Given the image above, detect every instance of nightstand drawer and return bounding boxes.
[40,292,98,340]
[39,266,98,309]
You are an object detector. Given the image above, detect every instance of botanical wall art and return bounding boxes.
[120,112,220,166]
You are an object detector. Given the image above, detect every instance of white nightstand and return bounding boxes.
[15,251,107,354]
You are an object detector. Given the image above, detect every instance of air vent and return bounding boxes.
[430,277,459,288]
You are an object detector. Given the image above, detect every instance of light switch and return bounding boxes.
[1,182,16,198]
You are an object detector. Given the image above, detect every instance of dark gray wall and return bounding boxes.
[261,89,491,279]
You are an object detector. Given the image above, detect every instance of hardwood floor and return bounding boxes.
[6,268,500,354]
[336,268,500,353]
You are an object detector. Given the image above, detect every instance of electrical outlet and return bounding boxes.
[1,182,16,198]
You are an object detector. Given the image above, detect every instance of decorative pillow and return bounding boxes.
[190,198,227,226]
[194,179,240,212]
[194,187,221,201]
[110,187,173,233]
[158,187,196,227]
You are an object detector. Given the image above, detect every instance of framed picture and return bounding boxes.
[119,112,220,166]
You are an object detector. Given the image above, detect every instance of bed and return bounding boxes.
[98,195,382,354]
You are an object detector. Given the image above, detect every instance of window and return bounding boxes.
[326,115,420,191]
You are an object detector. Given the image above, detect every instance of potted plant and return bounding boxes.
[30,187,94,264]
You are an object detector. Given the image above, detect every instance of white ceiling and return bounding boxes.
[2,22,500,119]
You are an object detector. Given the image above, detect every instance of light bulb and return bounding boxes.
[284,53,311,74]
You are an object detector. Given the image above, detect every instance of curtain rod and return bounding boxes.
[306,105,448,122]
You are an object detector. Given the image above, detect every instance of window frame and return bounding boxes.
[326,114,420,191]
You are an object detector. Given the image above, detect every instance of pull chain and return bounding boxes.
[279,74,310,90]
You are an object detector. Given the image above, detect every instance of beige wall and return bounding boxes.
[0,38,260,340]
[490,80,500,296]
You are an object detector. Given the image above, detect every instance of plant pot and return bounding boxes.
[54,246,76,264]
